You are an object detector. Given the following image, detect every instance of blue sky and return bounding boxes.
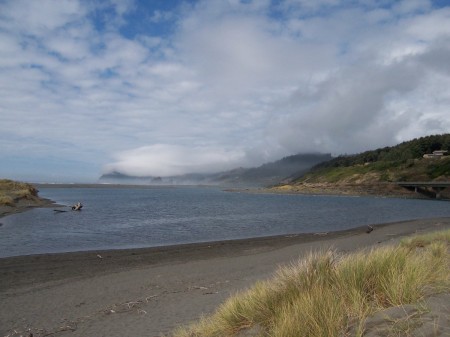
[1,0,450,182]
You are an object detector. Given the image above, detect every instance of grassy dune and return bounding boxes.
[0,179,39,207]
[173,230,450,337]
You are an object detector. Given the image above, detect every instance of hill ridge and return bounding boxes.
[271,134,450,198]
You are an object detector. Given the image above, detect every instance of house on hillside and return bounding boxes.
[423,150,448,159]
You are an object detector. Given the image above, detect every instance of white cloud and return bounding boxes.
[267,60,428,154]
[280,0,341,14]
[149,10,174,23]
[393,0,432,14]
[104,144,248,177]
[0,0,450,181]
[0,0,86,35]
[108,0,135,16]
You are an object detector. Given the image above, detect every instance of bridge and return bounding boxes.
[397,181,450,199]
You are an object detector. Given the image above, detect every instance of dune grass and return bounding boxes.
[0,195,15,207]
[0,179,38,207]
[172,229,450,337]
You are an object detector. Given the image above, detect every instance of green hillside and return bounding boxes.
[271,134,450,197]
[298,134,450,184]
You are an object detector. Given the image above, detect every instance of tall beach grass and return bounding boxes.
[172,229,450,337]
[0,179,38,206]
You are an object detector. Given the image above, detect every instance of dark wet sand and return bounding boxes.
[1,217,450,337]
[0,197,58,218]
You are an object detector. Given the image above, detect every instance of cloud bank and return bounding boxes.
[0,0,449,180]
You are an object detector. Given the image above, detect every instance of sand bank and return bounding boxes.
[1,217,450,337]
[0,197,58,219]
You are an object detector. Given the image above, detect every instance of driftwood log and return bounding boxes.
[71,202,83,211]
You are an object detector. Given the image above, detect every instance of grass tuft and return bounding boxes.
[0,179,38,206]
[0,195,15,207]
[401,230,450,249]
[172,229,450,337]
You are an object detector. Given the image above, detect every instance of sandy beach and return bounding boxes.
[1,217,450,337]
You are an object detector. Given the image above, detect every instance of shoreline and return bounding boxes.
[34,181,445,200]
[1,217,446,275]
[0,222,378,290]
[1,217,450,336]
[265,182,426,199]
[0,197,59,218]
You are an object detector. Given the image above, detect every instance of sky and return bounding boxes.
[1,0,450,182]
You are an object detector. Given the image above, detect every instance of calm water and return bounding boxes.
[1,186,449,258]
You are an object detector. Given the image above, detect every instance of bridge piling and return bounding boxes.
[433,187,443,199]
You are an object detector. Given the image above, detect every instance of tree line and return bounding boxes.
[313,134,450,169]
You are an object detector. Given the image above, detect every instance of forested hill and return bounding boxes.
[313,134,450,170]
[271,134,450,197]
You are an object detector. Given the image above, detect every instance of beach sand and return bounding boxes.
[1,217,450,337]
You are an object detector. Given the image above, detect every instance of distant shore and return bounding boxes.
[265,181,440,199]
[3,180,446,221]
[0,181,437,219]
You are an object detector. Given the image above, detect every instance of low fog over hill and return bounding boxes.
[99,153,332,187]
